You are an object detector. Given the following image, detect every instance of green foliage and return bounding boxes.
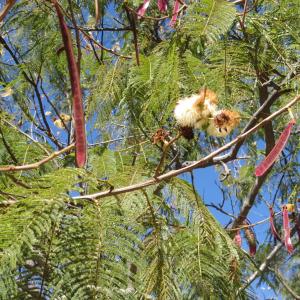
[0,0,299,299]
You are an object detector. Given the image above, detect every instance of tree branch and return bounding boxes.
[73,95,300,200]
[0,144,74,172]
[0,0,16,22]
[0,35,62,148]
[124,5,140,66]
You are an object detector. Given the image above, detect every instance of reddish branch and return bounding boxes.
[52,0,87,168]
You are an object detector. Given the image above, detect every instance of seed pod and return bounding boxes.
[53,0,87,168]
[255,120,296,177]
[282,205,294,254]
[233,230,242,247]
[170,0,180,27]
[137,0,151,18]
[157,0,168,12]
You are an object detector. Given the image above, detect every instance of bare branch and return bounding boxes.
[154,133,181,177]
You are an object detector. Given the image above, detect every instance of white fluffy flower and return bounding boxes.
[174,89,218,129]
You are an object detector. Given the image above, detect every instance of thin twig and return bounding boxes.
[81,29,132,59]
[154,133,181,177]
[0,134,148,172]
[227,211,281,232]
[2,119,52,156]
[76,26,132,32]
[0,35,62,148]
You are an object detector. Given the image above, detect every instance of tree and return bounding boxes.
[0,0,299,299]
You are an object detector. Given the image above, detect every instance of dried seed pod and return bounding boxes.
[137,0,151,18]
[179,126,194,140]
[170,0,180,27]
[157,0,168,12]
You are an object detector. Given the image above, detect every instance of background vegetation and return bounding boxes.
[0,0,299,299]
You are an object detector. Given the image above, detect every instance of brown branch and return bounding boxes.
[0,35,62,148]
[154,133,181,177]
[227,211,281,232]
[47,2,131,60]
[258,75,276,154]
[80,29,132,59]
[232,172,269,229]
[124,5,140,66]
[0,144,74,172]
[39,79,70,134]
[73,95,300,200]
[231,79,289,229]
[238,241,283,294]
[76,26,132,32]
[229,88,293,160]
[94,0,100,26]
[0,0,16,22]
[0,135,147,172]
